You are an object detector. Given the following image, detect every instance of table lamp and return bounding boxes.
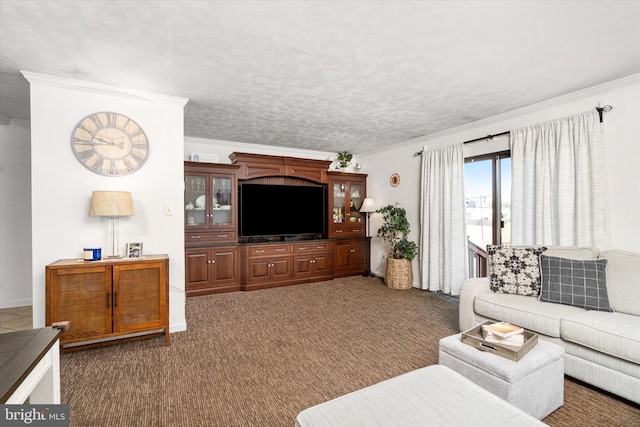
[89,191,135,258]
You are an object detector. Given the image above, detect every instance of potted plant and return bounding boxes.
[336,151,353,170]
[376,203,418,289]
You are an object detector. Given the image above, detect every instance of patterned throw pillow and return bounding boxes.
[487,245,547,296]
[539,255,612,311]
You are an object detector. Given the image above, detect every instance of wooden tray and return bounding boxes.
[461,321,538,362]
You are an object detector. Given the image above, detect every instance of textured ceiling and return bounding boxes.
[1,1,640,154]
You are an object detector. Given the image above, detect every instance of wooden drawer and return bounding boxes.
[293,242,331,253]
[247,244,292,257]
[331,225,365,238]
[285,165,328,183]
[186,231,237,244]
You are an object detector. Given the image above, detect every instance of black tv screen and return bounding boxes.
[239,184,326,238]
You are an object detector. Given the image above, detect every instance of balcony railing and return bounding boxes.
[468,238,488,278]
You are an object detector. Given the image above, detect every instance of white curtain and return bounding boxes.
[419,144,468,295]
[510,110,607,247]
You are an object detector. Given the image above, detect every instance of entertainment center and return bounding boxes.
[184,152,369,296]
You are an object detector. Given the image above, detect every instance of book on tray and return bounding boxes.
[482,322,525,348]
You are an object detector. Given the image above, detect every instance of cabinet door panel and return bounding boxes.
[114,262,165,332]
[294,255,313,277]
[213,248,237,284]
[48,266,112,341]
[271,257,292,280]
[351,240,369,271]
[185,251,210,286]
[249,259,271,282]
[333,241,353,271]
[313,254,332,275]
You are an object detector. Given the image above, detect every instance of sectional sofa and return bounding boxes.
[459,246,640,404]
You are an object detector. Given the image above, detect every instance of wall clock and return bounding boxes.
[71,112,149,176]
[390,173,400,187]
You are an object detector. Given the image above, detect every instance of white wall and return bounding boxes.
[360,74,640,284]
[185,136,354,169]
[25,72,188,332]
[0,119,32,308]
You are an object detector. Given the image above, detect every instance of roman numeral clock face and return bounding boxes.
[71,112,149,176]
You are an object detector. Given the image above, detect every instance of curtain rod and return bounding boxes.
[414,104,613,157]
[413,131,509,156]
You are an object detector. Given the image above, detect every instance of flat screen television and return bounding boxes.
[239,184,327,239]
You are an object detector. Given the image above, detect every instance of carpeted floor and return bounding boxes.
[60,276,639,426]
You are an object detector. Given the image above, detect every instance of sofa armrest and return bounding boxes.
[459,277,491,332]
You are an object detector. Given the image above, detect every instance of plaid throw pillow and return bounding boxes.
[487,245,547,296]
[539,255,612,312]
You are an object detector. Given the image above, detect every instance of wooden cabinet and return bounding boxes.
[45,255,169,350]
[328,172,367,238]
[293,241,332,280]
[184,154,371,295]
[241,244,293,289]
[185,246,240,296]
[333,238,370,277]
[185,162,240,245]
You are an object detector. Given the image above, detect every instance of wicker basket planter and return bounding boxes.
[385,258,413,290]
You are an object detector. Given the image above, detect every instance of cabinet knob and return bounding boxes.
[350,249,356,253]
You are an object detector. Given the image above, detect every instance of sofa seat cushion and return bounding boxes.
[475,293,585,337]
[561,311,640,364]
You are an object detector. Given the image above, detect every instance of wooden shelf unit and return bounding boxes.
[45,254,169,350]
[185,153,370,296]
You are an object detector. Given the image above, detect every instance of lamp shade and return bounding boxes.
[89,191,135,217]
[359,198,377,213]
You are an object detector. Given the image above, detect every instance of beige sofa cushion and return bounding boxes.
[561,311,640,364]
[544,246,600,259]
[474,293,585,337]
[599,250,640,316]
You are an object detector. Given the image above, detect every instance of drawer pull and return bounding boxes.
[255,250,265,253]
[217,235,227,238]
[335,230,343,233]
[191,235,202,239]
[276,248,285,252]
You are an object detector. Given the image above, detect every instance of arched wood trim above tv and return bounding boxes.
[230,152,333,183]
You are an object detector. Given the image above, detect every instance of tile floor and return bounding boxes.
[0,306,33,334]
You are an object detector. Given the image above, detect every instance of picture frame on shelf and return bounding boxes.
[126,242,143,258]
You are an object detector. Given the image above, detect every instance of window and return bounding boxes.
[464,151,511,247]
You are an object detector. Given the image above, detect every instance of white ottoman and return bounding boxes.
[295,365,547,427]
[439,333,564,420]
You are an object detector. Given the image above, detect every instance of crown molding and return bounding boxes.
[21,71,189,107]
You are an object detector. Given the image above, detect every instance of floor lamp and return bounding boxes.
[89,191,135,258]
[359,198,377,277]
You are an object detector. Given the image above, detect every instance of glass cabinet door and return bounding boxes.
[185,174,207,228]
[332,182,347,224]
[211,175,233,227]
[348,183,364,224]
